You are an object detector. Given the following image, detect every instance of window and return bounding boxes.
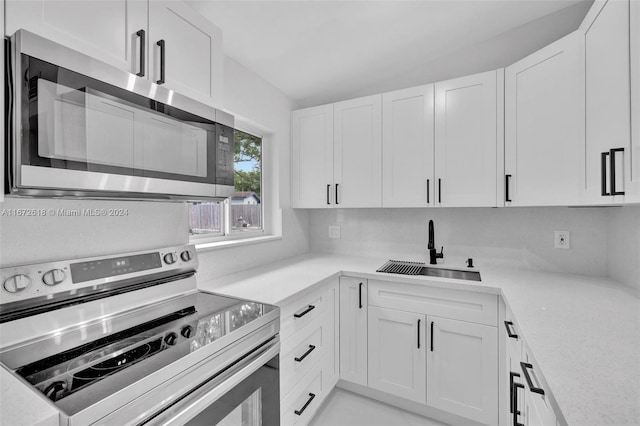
[189,129,263,239]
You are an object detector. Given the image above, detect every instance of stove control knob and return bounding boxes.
[180,250,193,262]
[3,274,31,294]
[44,381,67,401]
[164,332,178,346]
[163,252,177,265]
[42,269,67,286]
[181,325,193,338]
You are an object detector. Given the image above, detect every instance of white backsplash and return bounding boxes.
[309,207,615,277]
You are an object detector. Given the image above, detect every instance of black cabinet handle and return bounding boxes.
[427,179,430,203]
[156,39,165,85]
[136,29,146,77]
[358,282,363,309]
[520,362,545,395]
[326,184,331,205]
[513,381,525,426]
[509,372,520,414]
[430,321,434,352]
[610,148,625,195]
[335,183,339,205]
[438,179,442,204]
[601,151,610,196]
[294,392,316,416]
[504,321,518,339]
[294,305,315,318]
[294,345,316,362]
[505,174,512,202]
[417,319,421,349]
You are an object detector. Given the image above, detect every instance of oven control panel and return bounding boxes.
[0,245,198,302]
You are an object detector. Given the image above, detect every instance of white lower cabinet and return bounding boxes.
[339,277,499,426]
[367,306,426,403]
[426,316,498,425]
[339,276,368,386]
[280,278,339,426]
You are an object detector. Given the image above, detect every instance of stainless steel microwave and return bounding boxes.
[5,30,234,201]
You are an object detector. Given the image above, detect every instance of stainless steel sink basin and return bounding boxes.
[376,260,481,281]
[420,266,481,281]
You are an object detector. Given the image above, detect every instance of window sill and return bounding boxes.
[194,234,282,252]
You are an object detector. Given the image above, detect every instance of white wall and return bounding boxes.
[308,207,612,277]
[607,206,640,290]
[0,56,309,275]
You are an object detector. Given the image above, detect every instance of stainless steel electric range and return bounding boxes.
[0,245,280,425]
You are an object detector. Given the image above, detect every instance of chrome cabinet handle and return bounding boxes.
[294,393,316,416]
[504,321,518,339]
[156,39,165,85]
[136,29,146,77]
[293,305,315,318]
[294,345,316,362]
[520,362,545,395]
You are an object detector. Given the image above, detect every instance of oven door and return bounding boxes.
[143,337,280,426]
[7,30,234,200]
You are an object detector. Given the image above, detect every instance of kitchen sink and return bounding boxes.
[376,260,481,281]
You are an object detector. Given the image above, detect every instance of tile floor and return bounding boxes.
[309,388,449,426]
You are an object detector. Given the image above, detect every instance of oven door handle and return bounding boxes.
[143,338,280,426]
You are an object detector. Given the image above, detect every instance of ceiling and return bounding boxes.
[187,0,594,108]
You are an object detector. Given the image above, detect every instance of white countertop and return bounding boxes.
[199,253,640,426]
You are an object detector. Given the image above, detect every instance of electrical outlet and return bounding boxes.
[328,225,341,239]
[554,231,570,249]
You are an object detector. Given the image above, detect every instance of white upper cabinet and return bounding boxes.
[5,0,147,74]
[435,70,500,207]
[631,0,640,203]
[334,95,383,208]
[505,31,585,206]
[382,85,435,207]
[582,0,637,204]
[291,105,335,208]
[148,1,223,108]
[5,0,223,108]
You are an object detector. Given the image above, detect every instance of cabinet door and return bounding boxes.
[368,306,426,403]
[631,0,640,203]
[505,31,585,206]
[148,1,223,108]
[382,85,435,207]
[427,316,498,425]
[334,95,382,208]
[5,0,147,75]
[325,279,340,388]
[504,311,524,426]
[583,0,633,204]
[434,70,498,207]
[291,105,335,208]
[339,277,367,386]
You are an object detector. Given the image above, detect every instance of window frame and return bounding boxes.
[189,121,267,246]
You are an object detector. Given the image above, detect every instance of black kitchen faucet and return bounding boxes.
[428,220,444,265]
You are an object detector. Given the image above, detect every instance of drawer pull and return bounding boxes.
[294,392,316,416]
[504,321,518,339]
[294,305,316,318]
[294,345,316,362]
[513,381,525,426]
[520,362,545,395]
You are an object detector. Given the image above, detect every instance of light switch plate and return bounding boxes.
[329,225,341,239]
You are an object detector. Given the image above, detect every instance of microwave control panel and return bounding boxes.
[215,124,234,186]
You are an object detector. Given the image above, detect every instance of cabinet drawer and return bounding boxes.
[280,319,327,397]
[522,345,558,426]
[281,359,325,426]
[280,285,327,341]
[368,279,498,326]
